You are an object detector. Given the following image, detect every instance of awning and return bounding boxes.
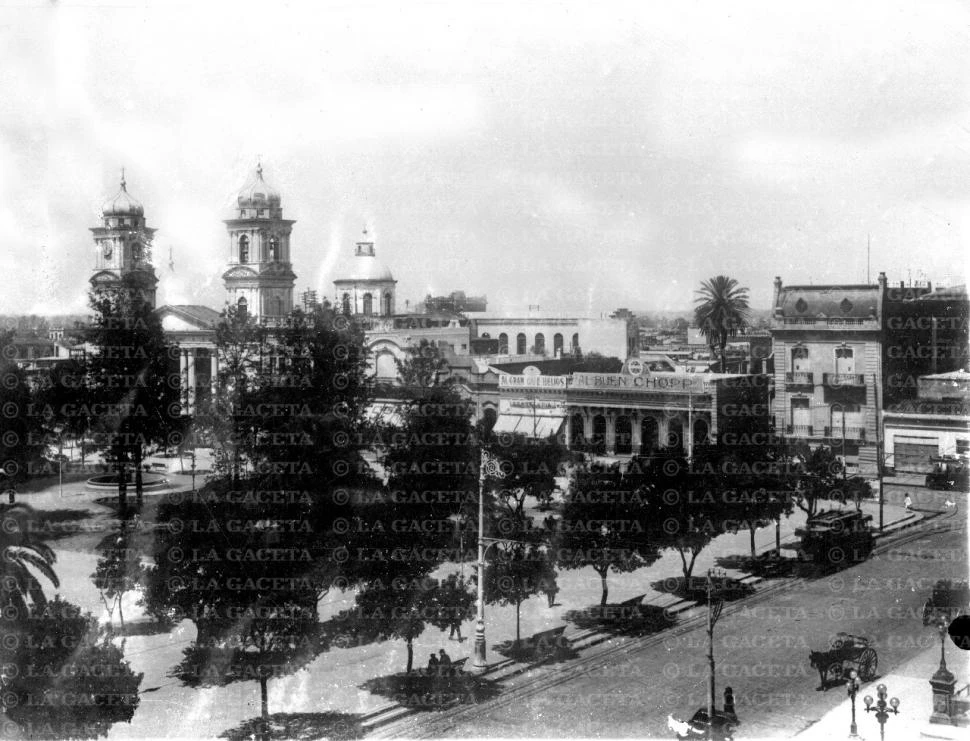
[492,413,564,439]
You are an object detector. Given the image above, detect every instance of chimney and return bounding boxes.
[877,272,887,291]
[772,276,782,313]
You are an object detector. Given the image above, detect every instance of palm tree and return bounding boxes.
[0,503,59,617]
[693,276,751,372]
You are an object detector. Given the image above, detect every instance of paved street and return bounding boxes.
[382,510,967,739]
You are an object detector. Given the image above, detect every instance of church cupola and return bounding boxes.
[222,162,297,323]
[333,228,397,317]
[89,170,158,307]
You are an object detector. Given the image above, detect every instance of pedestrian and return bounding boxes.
[426,652,439,675]
[449,619,463,642]
[438,647,451,666]
[904,494,913,511]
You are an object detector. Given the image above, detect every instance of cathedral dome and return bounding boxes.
[102,174,144,216]
[236,164,281,208]
[334,238,395,283]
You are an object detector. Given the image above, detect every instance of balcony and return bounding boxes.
[824,426,866,443]
[823,373,866,387]
[785,371,814,386]
[785,424,815,437]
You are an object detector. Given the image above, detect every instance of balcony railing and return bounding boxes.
[785,371,814,386]
[785,424,815,437]
[824,426,867,443]
[823,373,866,387]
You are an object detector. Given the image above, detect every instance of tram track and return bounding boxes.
[367,508,963,739]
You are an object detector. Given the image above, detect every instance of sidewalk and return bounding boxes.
[795,642,969,740]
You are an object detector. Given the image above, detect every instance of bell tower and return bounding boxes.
[89,171,159,308]
[222,163,297,323]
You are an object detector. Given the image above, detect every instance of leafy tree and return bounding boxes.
[791,443,849,517]
[332,574,474,674]
[91,518,146,640]
[79,276,181,510]
[487,434,567,520]
[484,542,556,645]
[0,331,45,491]
[693,275,750,372]
[556,470,660,605]
[2,595,142,740]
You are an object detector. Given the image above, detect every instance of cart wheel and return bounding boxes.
[826,661,843,684]
[858,649,877,681]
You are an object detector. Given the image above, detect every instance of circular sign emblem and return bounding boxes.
[627,358,644,376]
[522,365,541,377]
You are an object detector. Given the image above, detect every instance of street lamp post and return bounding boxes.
[706,567,726,738]
[472,449,506,672]
[846,668,862,739]
[863,684,899,741]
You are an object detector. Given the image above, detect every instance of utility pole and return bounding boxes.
[706,568,725,737]
[873,372,884,531]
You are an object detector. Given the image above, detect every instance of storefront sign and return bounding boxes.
[570,372,709,393]
[499,374,568,389]
[500,399,567,415]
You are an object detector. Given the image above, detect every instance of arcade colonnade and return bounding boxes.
[564,406,712,456]
[177,345,218,415]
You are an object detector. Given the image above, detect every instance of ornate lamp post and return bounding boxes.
[846,668,862,739]
[706,567,726,738]
[928,611,956,724]
[472,449,506,672]
[863,684,899,741]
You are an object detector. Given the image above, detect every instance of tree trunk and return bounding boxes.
[749,523,757,558]
[597,568,609,606]
[776,517,781,552]
[259,675,269,741]
[515,600,521,643]
[406,637,414,674]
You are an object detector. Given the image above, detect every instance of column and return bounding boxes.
[605,413,616,456]
[564,413,573,450]
[583,411,593,441]
[631,414,642,455]
[659,417,669,451]
[187,349,197,416]
[210,353,218,396]
[179,349,188,412]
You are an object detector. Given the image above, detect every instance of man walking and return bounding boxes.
[904,494,913,511]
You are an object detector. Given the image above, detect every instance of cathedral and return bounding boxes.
[88,165,402,415]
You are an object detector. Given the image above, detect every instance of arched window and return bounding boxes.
[571,333,579,352]
[237,297,248,318]
[239,235,249,264]
[534,333,545,354]
[553,333,564,356]
[383,292,392,316]
[499,333,509,353]
[362,293,373,316]
[341,293,351,316]
[516,333,527,354]
[268,237,279,261]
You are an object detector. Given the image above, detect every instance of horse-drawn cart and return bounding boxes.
[809,633,877,689]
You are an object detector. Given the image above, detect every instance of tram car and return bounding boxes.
[793,509,874,567]
[808,632,878,689]
[925,456,969,491]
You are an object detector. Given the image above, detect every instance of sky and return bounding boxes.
[0,0,967,317]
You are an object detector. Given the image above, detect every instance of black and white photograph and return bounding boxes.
[0,1,968,739]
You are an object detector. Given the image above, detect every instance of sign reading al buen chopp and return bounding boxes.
[498,374,568,389]
[570,372,710,393]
